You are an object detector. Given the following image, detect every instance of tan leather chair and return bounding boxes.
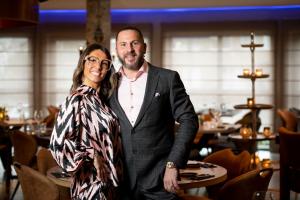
[10,130,38,167]
[43,105,60,128]
[278,127,300,200]
[277,109,298,131]
[13,162,59,200]
[37,147,58,175]
[37,147,71,200]
[10,130,38,199]
[203,148,251,199]
[203,148,251,181]
[217,168,273,200]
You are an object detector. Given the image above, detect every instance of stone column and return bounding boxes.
[86,0,111,49]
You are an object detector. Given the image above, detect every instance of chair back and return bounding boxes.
[43,105,60,128]
[203,148,251,180]
[37,147,58,175]
[14,162,59,200]
[277,109,298,131]
[278,126,300,199]
[235,109,261,131]
[203,148,251,199]
[10,130,38,166]
[218,168,273,200]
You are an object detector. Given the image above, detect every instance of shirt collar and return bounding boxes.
[119,60,148,81]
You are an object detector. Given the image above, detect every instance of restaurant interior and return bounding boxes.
[0,0,300,199]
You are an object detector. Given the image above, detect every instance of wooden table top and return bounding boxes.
[47,161,227,190]
[228,133,276,141]
[0,119,36,128]
[193,124,241,144]
[47,166,72,188]
[178,161,227,190]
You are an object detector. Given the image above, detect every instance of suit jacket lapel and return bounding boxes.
[134,64,159,127]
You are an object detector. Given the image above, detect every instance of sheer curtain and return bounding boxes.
[41,34,84,108]
[162,31,274,128]
[285,30,300,108]
[0,32,34,118]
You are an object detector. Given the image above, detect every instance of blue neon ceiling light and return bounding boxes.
[39,4,300,14]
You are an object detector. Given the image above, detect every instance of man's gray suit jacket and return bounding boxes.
[109,64,199,190]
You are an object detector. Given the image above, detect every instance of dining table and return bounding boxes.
[193,123,241,144]
[228,133,277,168]
[46,161,227,191]
[228,133,276,153]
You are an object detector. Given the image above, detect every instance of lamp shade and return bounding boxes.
[0,0,39,29]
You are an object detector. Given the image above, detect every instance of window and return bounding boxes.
[41,33,84,107]
[285,30,300,108]
[0,33,34,118]
[163,31,274,128]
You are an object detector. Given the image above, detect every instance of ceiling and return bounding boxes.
[40,0,300,10]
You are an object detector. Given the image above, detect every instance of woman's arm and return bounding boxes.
[49,94,94,173]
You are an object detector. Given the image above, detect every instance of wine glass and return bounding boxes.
[34,109,44,125]
[17,103,24,121]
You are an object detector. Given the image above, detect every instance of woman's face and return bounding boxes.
[83,49,111,89]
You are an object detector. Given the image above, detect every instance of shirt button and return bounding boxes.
[130,106,134,109]
[131,92,133,95]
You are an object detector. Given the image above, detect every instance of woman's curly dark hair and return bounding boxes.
[71,43,118,101]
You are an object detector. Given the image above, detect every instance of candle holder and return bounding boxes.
[255,69,263,76]
[261,158,272,168]
[247,98,255,107]
[243,69,250,76]
[263,127,272,137]
[240,127,252,139]
[250,153,260,166]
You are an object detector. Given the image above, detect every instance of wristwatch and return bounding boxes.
[166,161,176,169]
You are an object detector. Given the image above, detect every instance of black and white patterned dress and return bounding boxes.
[50,85,123,200]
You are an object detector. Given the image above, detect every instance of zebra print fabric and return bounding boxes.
[50,85,123,200]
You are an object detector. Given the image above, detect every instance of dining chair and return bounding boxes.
[217,168,273,200]
[37,147,71,200]
[202,148,251,199]
[9,130,38,200]
[37,147,58,175]
[277,109,298,131]
[278,126,300,200]
[13,162,59,200]
[235,109,262,132]
[43,105,60,128]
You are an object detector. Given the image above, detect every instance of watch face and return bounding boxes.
[167,162,175,168]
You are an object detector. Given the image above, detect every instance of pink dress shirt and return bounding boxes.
[118,61,148,126]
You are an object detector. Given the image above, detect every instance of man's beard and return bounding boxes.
[118,53,144,70]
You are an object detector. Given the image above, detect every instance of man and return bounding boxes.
[109,26,198,199]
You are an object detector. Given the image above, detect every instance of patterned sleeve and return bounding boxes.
[49,94,94,173]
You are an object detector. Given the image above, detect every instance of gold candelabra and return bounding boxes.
[234,33,273,138]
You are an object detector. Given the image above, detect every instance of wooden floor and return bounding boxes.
[0,150,295,200]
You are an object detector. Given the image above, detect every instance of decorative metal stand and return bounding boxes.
[234,33,273,138]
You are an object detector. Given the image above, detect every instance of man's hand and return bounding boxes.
[163,167,180,193]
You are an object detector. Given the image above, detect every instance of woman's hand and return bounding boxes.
[93,153,110,182]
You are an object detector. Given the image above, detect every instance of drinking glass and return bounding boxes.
[17,103,24,120]
[34,109,44,124]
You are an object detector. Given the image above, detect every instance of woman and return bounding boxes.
[49,43,123,200]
